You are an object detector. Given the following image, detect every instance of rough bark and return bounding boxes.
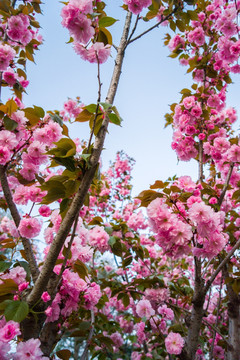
[180,258,205,360]
[223,266,240,360]
[27,10,132,309]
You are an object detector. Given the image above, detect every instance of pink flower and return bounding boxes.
[187,26,205,46]
[136,299,155,319]
[8,266,27,285]
[182,96,195,109]
[18,217,41,239]
[165,332,184,355]
[74,42,111,64]
[0,146,11,165]
[158,305,174,321]
[0,321,21,342]
[168,34,185,51]
[0,130,18,150]
[18,282,29,292]
[123,0,152,14]
[14,338,44,360]
[84,282,101,309]
[3,69,17,86]
[0,341,11,359]
[61,9,94,44]
[227,145,240,162]
[41,291,51,302]
[13,185,29,205]
[0,44,16,71]
[39,205,51,217]
[88,226,110,253]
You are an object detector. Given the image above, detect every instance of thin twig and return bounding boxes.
[55,214,79,289]
[168,301,232,348]
[218,162,234,207]
[127,15,140,44]
[87,56,102,152]
[0,165,39,282]
[127,8,179,45]
[80,310,95,360]
[209,275,223,360]
[205,237,240,294]
[198,139,204,182]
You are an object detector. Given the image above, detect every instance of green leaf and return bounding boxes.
[100,102,112,110]
[232,278,240,294]
[137,190,163,207]
[97,336,114,350]
[97,28,112,45]
[88,216,103,226]
[78,321,91,331]
[24,107,41,126]
[85,104,97,113]
[0,299,12,311]
[74,260,89,280]
[150,180,165,189]
[41,181,66,204]
[56,349,71,360]
[99,16,118,28]
[0,279,18,296]
[33,105,45,118]
[60,198,70,214]
[48,138,76,158]
[49,113,63,126]
[75,109,93,122]
[4,300,29,322]
[3,116,18,131]
[109,113,121,126]
[0,261,12,273]
[53,157,76,172]
[176,19,185,32]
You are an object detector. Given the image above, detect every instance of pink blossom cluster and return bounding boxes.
[18,217,42,239]
[45,267,101,322]
[7,14,33,46]
[3,68,29,88]
[166,0,240,164]
[88,225,110,253]
[0,44,16,71]
[14,338,49,360]
[61,0,111,63]
[123,0,152,14]
[189,202,228,258]
[136,299,155,319]
[0,319,20,343]
[60,98,83,121]
[165,331,185,355]
[147,197,192,258]
[74,42,111,64]
[1,266,27,285]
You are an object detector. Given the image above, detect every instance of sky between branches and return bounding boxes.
[22,0,240,196]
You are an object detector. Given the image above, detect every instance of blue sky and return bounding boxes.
[22,1,240,196]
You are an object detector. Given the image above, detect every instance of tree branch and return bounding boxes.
[80,310,95,360]
[127,15,139,44]
[127,9,179,45]
[204,237,240,294]
[87,56,102,152]
[26,11,133,307]
[0,165,39,282]
[209,275,223,360]
[218,162,234,207]
[198,139,204,182]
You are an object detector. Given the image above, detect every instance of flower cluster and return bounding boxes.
[61,0,111,63]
